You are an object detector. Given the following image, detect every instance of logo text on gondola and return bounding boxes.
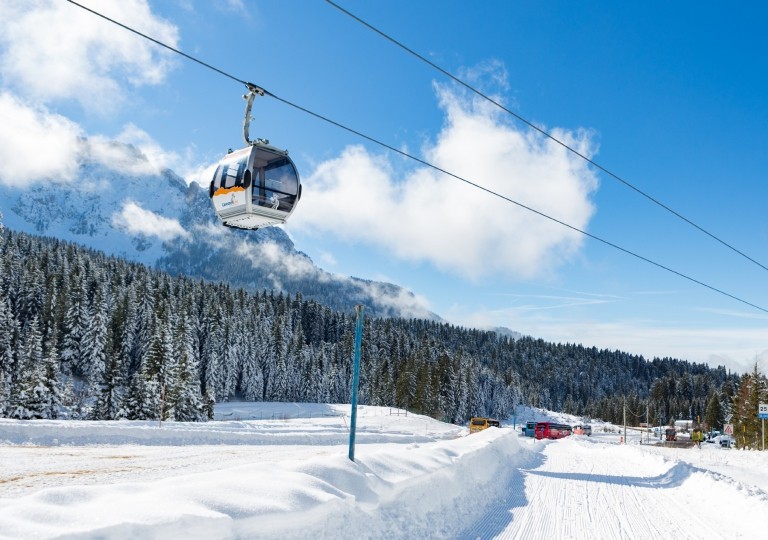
[220,193,238,207]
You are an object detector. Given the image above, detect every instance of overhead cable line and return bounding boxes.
[324,0,768,275]
[64,0,768,315]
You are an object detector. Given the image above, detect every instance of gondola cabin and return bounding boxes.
[209,143,302,230]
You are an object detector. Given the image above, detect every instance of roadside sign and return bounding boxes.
[725,414,733,423]
[759,403,768,419]
[724,424,734,435]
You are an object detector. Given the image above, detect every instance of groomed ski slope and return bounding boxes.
[461,438,767,539]
[1,403,766,539]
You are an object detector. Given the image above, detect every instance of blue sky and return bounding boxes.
[1,1,766,372]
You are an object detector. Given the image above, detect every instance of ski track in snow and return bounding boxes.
[461,436,764,539]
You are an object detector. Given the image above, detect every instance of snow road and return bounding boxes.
[462,436,762,539]
[1,404,767,539]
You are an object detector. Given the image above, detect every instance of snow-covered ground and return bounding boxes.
[1,403,766,539]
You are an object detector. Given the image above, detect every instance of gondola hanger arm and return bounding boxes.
[243,83,268,146]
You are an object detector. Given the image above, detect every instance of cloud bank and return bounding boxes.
[0,1,185,187]
[0,0,178,112]
[0,92,84,184]
[290,83,599,280]
[227,237,435,319]
[112,201,190,242]
[0,95,192,187]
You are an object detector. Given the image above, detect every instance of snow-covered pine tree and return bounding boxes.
[59,271,89,378]
[143,314,175,420]
[81,284,109,395]
[91,352,125,420]
[0,296,18,415]
[240,317,264,401]
[170,314,205,421]
[41,326,62,419]
[9,316,47,419]
[201,308,225,403]
[124,370,155,420]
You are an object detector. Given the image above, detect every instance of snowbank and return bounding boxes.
[0,404,530,539]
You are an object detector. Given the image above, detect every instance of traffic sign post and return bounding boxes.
[759,404,768,451]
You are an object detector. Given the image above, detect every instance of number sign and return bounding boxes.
[759,403,768,419]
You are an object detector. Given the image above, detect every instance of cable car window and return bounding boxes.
[224,156,248,189]
[264,158,298,195]
[212,153,248,192]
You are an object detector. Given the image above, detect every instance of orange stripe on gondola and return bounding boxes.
[213,186,246,196]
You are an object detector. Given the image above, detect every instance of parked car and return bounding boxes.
[573,424,593,436]
[705,430,721,443]
[719,435,735,448]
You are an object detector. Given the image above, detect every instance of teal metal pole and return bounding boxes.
[348,305,364,461]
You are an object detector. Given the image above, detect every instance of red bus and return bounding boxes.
[535,422,572,440]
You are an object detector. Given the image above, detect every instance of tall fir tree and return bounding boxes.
[704,391,724,432]
[9,317,47,419]
[732,363,768,449]
[60,274,89,378]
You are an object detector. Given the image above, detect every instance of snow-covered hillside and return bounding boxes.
[1,402,766,539]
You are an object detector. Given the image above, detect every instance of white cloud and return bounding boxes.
[231,239,434,318]
[0,3,213,187]
[89,123,202,178]
[85,133,167,178]
[112,200,189,241]
[350,280,434,320]
[233,239,327,292]
[0,0,178,112]
[184,161,219,189]
[0,92,84,186]
[0,93,212,186]
[215,0,248,15]
[91,124,218,185]
[90,124,217,183]
[0,95,180,185]
[318,251,338,267]
[288,82,599,281]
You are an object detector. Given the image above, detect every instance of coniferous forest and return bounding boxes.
[2,227,761,442]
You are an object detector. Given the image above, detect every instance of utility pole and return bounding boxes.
[646,402,650,444]
[623,396,627,444]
